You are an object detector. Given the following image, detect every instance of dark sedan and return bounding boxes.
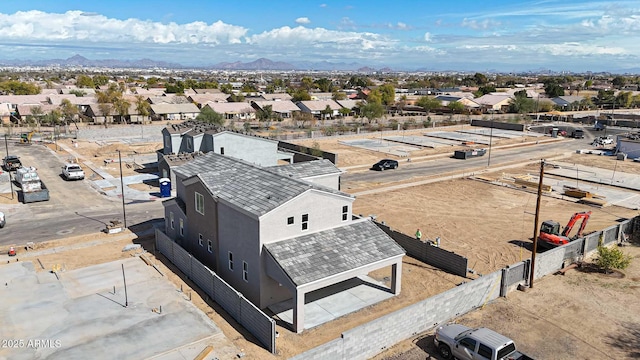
[371,159,399,171]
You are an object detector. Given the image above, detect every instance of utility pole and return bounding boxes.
[529,159,545,288]
[118,150,127,228]
[487,116,494,167]
[4,134,14,199]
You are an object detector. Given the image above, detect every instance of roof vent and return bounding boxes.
[266,195,272,199]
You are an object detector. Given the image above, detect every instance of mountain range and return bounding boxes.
[0,54,393,72]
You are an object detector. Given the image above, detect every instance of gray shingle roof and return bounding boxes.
[264,159,341,179]
[264,220,405,286]
[174,152,351,216]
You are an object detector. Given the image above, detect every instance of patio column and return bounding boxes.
[391,261,402,295]
[293,288,305,333]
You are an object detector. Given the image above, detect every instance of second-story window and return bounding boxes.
[302,214,309,230]
[287,216,294,225]
[342,205,349,221]
[228,252,234,271]
[195,192,205,215]
[207,239,212,253]
[169,211,174,229]
[198,233,203,246]
[179,218,184,237]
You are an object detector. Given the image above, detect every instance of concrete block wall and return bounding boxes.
[191,256,214,296]
[584,233,601,254]
[155,230,276,353]
[603,225,619,244]
[240,296,276,353]
[374,221,468,277]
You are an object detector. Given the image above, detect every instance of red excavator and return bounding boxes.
[538,211,592,248]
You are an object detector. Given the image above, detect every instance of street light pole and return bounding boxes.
[4,134,14,199]
[118,150,127,228]
[487,115,494,167]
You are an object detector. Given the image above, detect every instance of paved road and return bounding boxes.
[1,141,163,246]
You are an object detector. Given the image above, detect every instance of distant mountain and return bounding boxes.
[211,58,296,70]
[0,54,183,69]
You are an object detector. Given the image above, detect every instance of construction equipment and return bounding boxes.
[20,131,34,144]
[538,211,592,248]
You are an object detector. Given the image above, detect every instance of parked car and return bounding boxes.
[592,136,613,146]
[2,155,22,171]
[62,163,85,180]
[371,159,399,171]
[434,323,534,360]
[0,211,5,228]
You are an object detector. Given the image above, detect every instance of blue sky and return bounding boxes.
[0,0,638,72]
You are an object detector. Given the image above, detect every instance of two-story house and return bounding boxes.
[160,152,404,333]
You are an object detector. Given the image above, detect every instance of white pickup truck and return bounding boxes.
[62,163,85,180]
[434,324,534,360]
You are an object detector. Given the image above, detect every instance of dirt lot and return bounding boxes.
[6,129,640,359]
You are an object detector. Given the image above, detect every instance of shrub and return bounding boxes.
[596,245,631,273]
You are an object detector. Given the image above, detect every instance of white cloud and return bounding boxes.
[461,18,501,30]
[424,32,432,42]
[246,26,395,51]
[295,17,310,25]
[397,22,407,30]
[0,10,247,45]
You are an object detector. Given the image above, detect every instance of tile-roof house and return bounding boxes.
[551,95,586,109]
[150,103,200,121]
[474,94,513,112]
[251,100,300,119]
[201,102,255,122]
[295,100,342,119]
[161,152,404,333]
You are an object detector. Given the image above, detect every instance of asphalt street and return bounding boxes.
[0,141,164,246]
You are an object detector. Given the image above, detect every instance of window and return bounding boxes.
[301,214,309,231]
[195,192,205,215]
[342,205,349,221]
[243,261,248,282]
[478,344,492,359]
[179,218,184,237]
[187,137,193,150]
[459,338,477,352]
[198,233,203,246]
[220,147,225,155]
[169,212,174,229]
[228,252,234,271]
[207,239,212,253]
[287,216,294,225]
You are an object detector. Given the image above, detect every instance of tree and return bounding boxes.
[447,101,465,114]
[315,78,333,92]
[59,99,79,126]
[293,110,313,128]
[416,96,441,116]
[377,84,396,106]
[29,105,44,129]
[135,96,151,124]
[339,107,351,118]
[0,80,41,95]
[596,245,631,274]
[508,96,536,114]
[69,89,87,97]
[473,73,488,86]
[544,83,565,98]
[320,105,333,124]
[257,105,275,128]
[616,91,633,108]
[113,97,131,123]
[332,91,347,101]
[76,75,95,88]
[612,76,627,88]
[359,102,385,124]
[196,107,225,126]
[291,89,311,102]
[476,85,496,96]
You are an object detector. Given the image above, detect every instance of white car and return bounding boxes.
[0,211,5,228]
[62,163,85,180]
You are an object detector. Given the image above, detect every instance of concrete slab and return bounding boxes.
[458,128,538,139]
[548,179,640,210]
[339,139,419,157]
[269,276,394,331]
[547,161,640,192]
[425,131,492,145]
[0,258,240,360]
[383,135,458,148]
